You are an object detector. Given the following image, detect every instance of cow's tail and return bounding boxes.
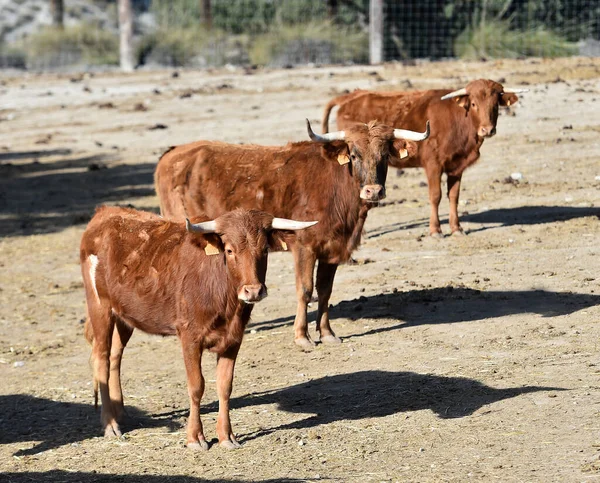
[322,91,364,133]
[155,147,176,217]
[83,315,99,410]
[321,96,342,134]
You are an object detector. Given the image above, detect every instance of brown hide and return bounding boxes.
[323,79,520,235]
[154,121,422,347]
[325,79,518,175]
[80,206,291,447]
[155,122,416,265]
[81,206,276,351]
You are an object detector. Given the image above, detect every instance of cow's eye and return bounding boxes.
[471,102,476,107]
[226,248,233,255]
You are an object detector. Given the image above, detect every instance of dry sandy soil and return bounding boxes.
[1,57,599,482]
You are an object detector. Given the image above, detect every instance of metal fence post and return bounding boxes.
[370,0,384,64]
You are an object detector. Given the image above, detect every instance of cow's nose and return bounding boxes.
[360,184,385,202]
[239,284,267,303]
[478,125,495,137]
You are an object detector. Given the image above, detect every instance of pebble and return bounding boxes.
[565,196,574,202]
[595,175,600,181]
[510,172,523,180]
[13,361,25,367]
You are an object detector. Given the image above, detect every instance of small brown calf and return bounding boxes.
[81,206,315,449]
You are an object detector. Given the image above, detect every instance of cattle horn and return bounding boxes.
[440,88,468,100]
[186,218,218,234]
[271,218,318,230]
[306,119,345,142]
[393,120,430,141]
[502,88,529,94]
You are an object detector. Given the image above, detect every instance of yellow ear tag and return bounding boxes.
[506,100,511,107]
[204,242,220,256]
[337,153,350,165]
[399,149,409,159]
[281,241,288,251]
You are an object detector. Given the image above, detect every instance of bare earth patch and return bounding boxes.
[1,57,599,482]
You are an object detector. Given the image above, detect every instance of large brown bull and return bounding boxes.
[322,79,527,236]
[81,206,314,449]
[155,120,429,349]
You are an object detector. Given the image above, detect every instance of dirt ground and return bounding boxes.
[1,57,599,482]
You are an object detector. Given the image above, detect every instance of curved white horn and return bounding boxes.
[271,218,318,230]
[440,87,468,100]
[186,218,218,234]
[306,119,345,143]
[502,88,529,94]
[394,120,430,141]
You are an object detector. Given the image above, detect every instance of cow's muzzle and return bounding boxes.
[238,284,268,304]
[478,126,496,138]
[360,184,386,202]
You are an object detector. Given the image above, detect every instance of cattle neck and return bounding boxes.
[183,234,252,340]
[320,157,375,260]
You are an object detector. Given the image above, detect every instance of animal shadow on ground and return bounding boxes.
[0,394,182,456]
[234,370,563,442]
[367,204,599,238]
[461,205,600,233]
[2,472,306,483]
[252,287,600,336]
[0,149,157,237]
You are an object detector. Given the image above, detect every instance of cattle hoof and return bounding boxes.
[319,334,342,344]
[220,439,242,450]
[103,423,122,438]
[187,440,209,451]
[451,229,466,237]
[430,232,444,239]
[294,337,315,351]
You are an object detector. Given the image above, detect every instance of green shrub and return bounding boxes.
[23,25,119,67]
[249,21,368,66]
[0,44,27,69]
[455,19,577,60]
[137,27,248,67]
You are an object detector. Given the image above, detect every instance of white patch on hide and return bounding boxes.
[88,254,100,303]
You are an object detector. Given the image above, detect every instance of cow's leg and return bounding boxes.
[180,333,208,450]
[90,307,121,437]
[315,261,340,344]
[447,173,464,235]
[426,165,444,237]
[292,246,317,350]
[108,317,134,423]
[216,343,241,449]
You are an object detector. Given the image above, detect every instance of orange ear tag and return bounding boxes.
[507,100,512,107]
[399,149,408,159]
[281,241,288,251]
[337,153,350,165]
[204,242,220,256]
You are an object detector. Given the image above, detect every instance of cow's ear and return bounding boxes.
[455,95,470,109]
[321,142,348,162]
[190,233,224,255]
[391,139,418,161]
[500,92,518,107]
[267,230,293,252]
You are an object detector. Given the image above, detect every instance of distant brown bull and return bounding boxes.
[322,79,527,236]
[81,206,314,449]
[155,120,429,349]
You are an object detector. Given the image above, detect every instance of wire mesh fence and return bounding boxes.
[0,0,599,71]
